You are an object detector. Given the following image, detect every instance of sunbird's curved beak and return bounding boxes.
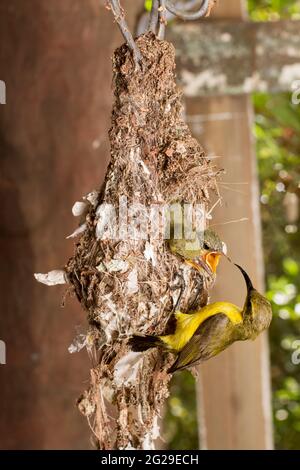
[234,263,254,292]
[234,263,256,319]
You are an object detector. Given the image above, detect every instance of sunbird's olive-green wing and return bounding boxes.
[160,302,242,353]
[168,313,240,373]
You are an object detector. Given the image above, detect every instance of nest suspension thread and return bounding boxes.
[108,0,211,64]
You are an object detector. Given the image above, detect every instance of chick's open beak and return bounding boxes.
[185,258,211,275]
[185,252,221,275]
[203,252,221,274]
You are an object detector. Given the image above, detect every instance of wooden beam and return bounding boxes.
[186,0,274,450]
[168,20,300,96]
[212,0,247,18]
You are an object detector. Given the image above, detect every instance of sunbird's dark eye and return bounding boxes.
[203,243,209,250]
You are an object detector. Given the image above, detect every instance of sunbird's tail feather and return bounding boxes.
[128,335,161,352]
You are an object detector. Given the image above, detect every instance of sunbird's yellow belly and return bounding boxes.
[160,302,243,352]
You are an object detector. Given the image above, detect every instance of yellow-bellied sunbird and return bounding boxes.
[168,225,227,276]
[129,264,272,372]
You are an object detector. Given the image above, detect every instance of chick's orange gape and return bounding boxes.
[205,251,221,273]
[186,251,221,274]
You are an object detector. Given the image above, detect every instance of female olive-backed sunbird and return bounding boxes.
[129,264,272,372]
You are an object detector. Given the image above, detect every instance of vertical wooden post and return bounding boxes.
[189,0,273,450]
[0,0,142,449]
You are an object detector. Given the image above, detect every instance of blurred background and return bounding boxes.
[166,0,300,450]
[0,0,300,449]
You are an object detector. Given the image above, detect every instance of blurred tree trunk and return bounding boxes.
[0,0,142,449]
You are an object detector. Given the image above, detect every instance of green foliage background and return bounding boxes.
[164,0,300,450]
[255,91,300,448]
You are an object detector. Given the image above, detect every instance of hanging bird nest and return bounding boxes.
[64,31,220,449]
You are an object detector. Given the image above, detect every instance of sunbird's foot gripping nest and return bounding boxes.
[65,33,220,450]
